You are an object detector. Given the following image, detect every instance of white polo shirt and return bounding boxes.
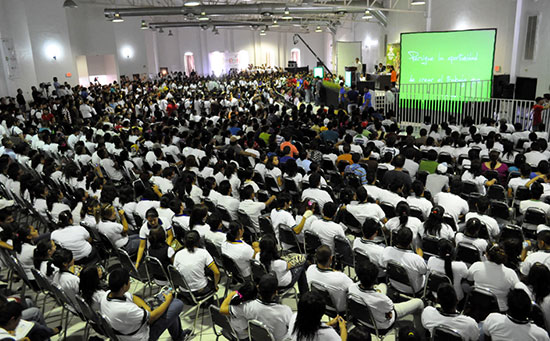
[17,243,36,280]
[301,188,333,210]
[467,261,519,311]
[406,196,433,220]
[134,200,160,219]
[286,313,340,341]
[305,218,346,253]
[484,313,549,341]
[52,270,80,301]
[426,257,469,301]
[173,248,214,291]
[346,202,386,225]
[433,192,468,223]
[464,212,500,239]
[139,219,172,244]
[221,240,255,277]
[230,299,293,341]
[421,306,479,341]
[239,200,265,231]
[305,265,354,312]
[150,176,174,194]
[386,216,422,240]
[520,250,550,276]
[51,225,92,261]
[217,195,240,221]
[270,208,296,240]
[100,291,150,341]
[97,220,128,248]
[382,247,427,294]
[348,283,395,329]
[352,239,386,270]
[172,214,190,231]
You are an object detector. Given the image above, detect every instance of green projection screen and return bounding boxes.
[400,29,496,101]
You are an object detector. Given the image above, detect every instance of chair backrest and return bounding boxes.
[171,221,187,244]
[432,325,464,341]
[347,294,377,330]
[353,248,373,268]
[97,313,120,341]
[259,215,276,237]
[116,248,147,282]
[248,319,275,341]
[422,235,440,258]
[531,302,548,331]
[386,261,413,290]
[97,231,117,252]
[456,242,481,265]
[7,255,32,288]
[278,224,301,251]
[216,205,233,222]
[515,186,531,201]
[31,268,54,295]
[237,209,258,239]
[221,254,244,283]
[283,177,299,194]
[487,184,506,201]
[74,294,100,325]
[145,255,169,282]
[304,230,322,256]
[203,198,216,212]
[264,174,281,192]
[524,207,547,225]
[490,201,510,220]
[310,281,338,313]
[204,238,223,266]
[132,213,144,228]
[167,264,196,302]
[249,259,268,284]
[209,305,238,341]
[462,181,479,195]
[500,224,524,242]
[334,235,354,268]
[463,286,500,322]
[342,209,362,230]
[425,271,452,296]
[50,282,81,317]
[409,206,424,221]
[379,202,395,219]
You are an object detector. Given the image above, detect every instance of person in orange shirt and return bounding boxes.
[280,136,299,158]
[390,66,397,87]
[336,144,354,166]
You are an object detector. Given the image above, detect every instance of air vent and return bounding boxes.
[524,15,538,60]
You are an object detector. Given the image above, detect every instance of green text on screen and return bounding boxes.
[400,29,496,101]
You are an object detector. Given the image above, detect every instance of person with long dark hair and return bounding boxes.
[33,238,57,280]
[13,225,39,287]
[455,217,489,254]
[287,291,347,341]
[420,205,454,240]
[385,201,422,245]
[219,281,258,340]
[221,222,259,278]
[51,248,80,301]
[136,207,174,267]
[426,239,468,301]
[467,243,520,312]
[174,230,220,294]
[188,205,211,238]
[79,265,106,312]
[482,149,508,183]
[51,210,97,265]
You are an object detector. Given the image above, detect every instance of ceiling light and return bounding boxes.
[362,10,373,19]
[282,7,292,20]
[198,12,209,21]
[140,20,148,29]
[336,10,346,15]
[184,0,201,6]
[158,27,164,33]
[260,30,266,36]
[168,30,173,36]
[112,12,124,23]
[411,0,426,5]
[262,11,272,17]
[62,0,78,8]
[315,26,322,32]
[272,20,279,28]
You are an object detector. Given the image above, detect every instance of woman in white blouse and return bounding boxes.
[221,222,259,278]
[461,159,496,195]
[420,206,455,240]
[13,224,39,286]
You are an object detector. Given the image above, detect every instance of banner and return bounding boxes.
[225,52,239,70]
[1,38,19,80]
[386,43,400,70]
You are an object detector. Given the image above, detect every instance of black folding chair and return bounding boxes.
[456,242,481,266]
[310,281,341,317]
[278,224,303,253]
[386,261,422,297]
[432,325,464,341]
[209,305,239,341]
[248,320,275,341]
[379,202,395,219]
[221,254,245,295]
[499,224,524,242]
[334,235,354,270]
[462,286,500,322]
[259,215,276,237]
[487,184,507,201]
[423,271,452,301]
[421,235,440,260]
[216,204,234,223]
[304,230,322,257]
[347,294,389,340]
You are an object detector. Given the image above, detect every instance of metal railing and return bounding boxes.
[374,80,549,132]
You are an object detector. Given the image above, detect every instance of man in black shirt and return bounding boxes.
[347,84,359,114]
[16,89,26,112]
[382,154,412,193]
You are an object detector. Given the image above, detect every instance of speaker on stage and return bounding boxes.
[288,61,297,68]
[515,77,537,100]
[362,64,366,75]
[493,75,511,98]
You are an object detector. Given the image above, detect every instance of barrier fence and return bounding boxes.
[374,80,549,133]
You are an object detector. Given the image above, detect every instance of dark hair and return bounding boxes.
[437,239,455,282]
[507,289,532,322]
[218,180,231,196]
[395,227,413,247]
[259,236,280,272]
[79,266,101,305]
[411,180,424,197]
[108,267,130,292]
[13,225,32,254]
[189,205,208,229]
[531,182,544,200]
[423,205,445,237]
[184,230,201,252]
[206,213,222,232]
[395,201,410,227]
[33,239,55,274]
[315,245,332,266]
[361,217,381,239]
[52,247,73,270]
[258,274,278,302]
[437,283,458,313]
[322,202,338,219]
[348,326,372,341]
[0,301,23,326]
[527,263,550,304]
[58,210,73,228]
[226,222,242,242]
[230,280,258,305]
[464,218,482,238]
[486,243,507,265]
[356,260,378,288]
[292,291,327,341]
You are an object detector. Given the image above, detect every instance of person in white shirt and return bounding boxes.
[100,268,189,341]
[419,205,455,240]
[467,243,520,312]
[421,284,479,340]
[349,261,424,332]
[51,248,80,304]
[50,211,96,265]
[344,186,386,224]
[407,180,433,220]
[464,197,500,240]
[300,173,333,211]
[97,205,140,257]
[204,214,226,247]
[519,182,550,216]
[461,159,496,195]
[286,291,347,341]
[433,178,468,224]
[217,180,241,221]
[305,202,346,253]
[305,245,354,313]
[221,222,259,278]
[425,164,450,196]
[238,185,276,233]
[525,141,547,167]
[135,208,174,268]
[150,166,175,194]
[173,230,220,294]
[13,225,39,282]
[382,228,427,295]
[484,289,550,341]
[221,274,293,341]
[386,201,423,246]
[269,193,313,244]
[353,217,386,271]
[508,163,532,198]
[427,239,469,301]
[455,218,489,256]
[520,230,550,276]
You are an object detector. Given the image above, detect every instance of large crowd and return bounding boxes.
[0,70,550,340]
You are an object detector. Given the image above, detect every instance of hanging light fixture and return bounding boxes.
[198,11,209,21]
[411,0,426,5]
[140,20,148,29]
[272,20,280,28]
[183,0,201,6]
[158,27,164,33]
[315,25,322,33]
[362,10,373,19]
[213,27,219,35]
[168,30,173,36]
[260,29,266,36]
[62,0,78,8]
[112,12,124,23]
[281,7,292,20]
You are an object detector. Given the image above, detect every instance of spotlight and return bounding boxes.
[272,20,280,28]
[411,0,426,5]
[198,12,209,21]
[315,26,322,32]
[184,0,201,6]
[168,30,173,36]
[282,7,292,20]
[362,10,373,19]
[158,27,164,33]
[140,20,148,29]
[62,0,78,8]
[112,12,124,23]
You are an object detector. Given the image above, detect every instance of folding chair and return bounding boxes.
[531,302,549,332]
[204,198,216,212]
[490,200,512,223]
[204,238,223,270]
[167,265,218,335]
[487,184,507,202]
[50,283,83,340]
[340,209,363,236]
[31,268,57,314]
[431,325,464,341]
[456,242,481,266]
[171,221,187,245]
[304,230,322,257]
[523,207,547,238]
[278,224,302,253]
[310,281,341,317]
[237,209,258,242]
[421,235,440,260]
[221,254,246,295]
[145,255,170,286]
[74,294,103,340]
[209,305,239,341]
[216,205,234,224]
[386,261,422,297]
[248,320,275,341]
[97,313,121,341]
[379,202,396,219]
[283,177,300,196]
[462,286,500,322]
[259,215,276,237]
[347,294,390,340]
[409,206,425,221]
[423,271,452,301]
[264,174,282,193]
[116,248,151,295]
[334,235,354,270]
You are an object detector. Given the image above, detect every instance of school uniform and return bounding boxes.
[221,240,255,278]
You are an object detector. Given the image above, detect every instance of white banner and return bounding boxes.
[1,38,19,80]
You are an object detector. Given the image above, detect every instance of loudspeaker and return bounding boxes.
[362,63,367,75]
[515,77,538,100]
[493,75,510,98]
[288,61,297,68]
